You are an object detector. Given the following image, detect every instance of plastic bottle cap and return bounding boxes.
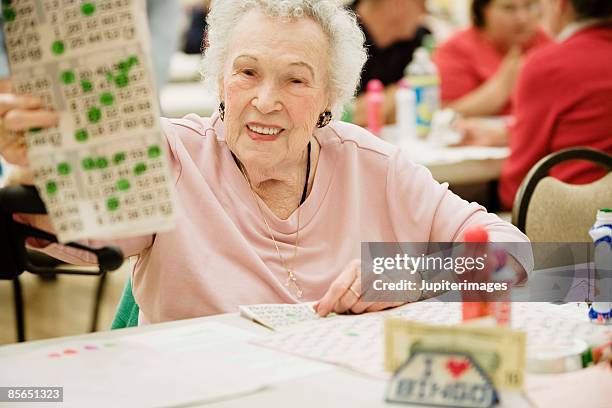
[367,79,383,92]
[463,226,489,243]
[596,209,612,223]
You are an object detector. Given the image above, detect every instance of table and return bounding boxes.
[0,313,397,408]
[0,304,612,408]
[382,126,509,185]
[0,312,533,408]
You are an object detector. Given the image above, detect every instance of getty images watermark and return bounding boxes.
[359,242,612,303]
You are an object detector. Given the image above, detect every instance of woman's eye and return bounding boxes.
[290,78,305,84]
[241,69,255,77]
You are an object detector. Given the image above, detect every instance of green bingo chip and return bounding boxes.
[82,157,96,170]
[46,181,58,195]
[57,162,71,175]
[81,2,95,16]
[96,157,109,169]
[51,40,65,55]
[148,145,161,158]
[107,197,120,211]
[113,152,126,165]
[117,179,131,191]
[88,107,102,123]
[75,129,88,142]
[134,162,147,176]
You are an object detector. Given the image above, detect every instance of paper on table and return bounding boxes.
[252,302,612,379]
[2,0,175,242]
[526,363,612,407]
[239,302,327,330]
[0,322,330,408]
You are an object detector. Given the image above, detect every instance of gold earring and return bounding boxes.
[219,102,225,121]
[316,110,332,128]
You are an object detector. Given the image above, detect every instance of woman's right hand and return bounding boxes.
[0,92,59,168]
[0,89,60,237]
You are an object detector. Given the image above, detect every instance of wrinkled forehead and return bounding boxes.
[225,9,330,75]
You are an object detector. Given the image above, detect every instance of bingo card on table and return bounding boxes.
[2,0,175,242]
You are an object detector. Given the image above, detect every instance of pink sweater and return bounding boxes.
[44,113,531,324]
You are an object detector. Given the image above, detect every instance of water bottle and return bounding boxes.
[405,47,440,138]
[395,79,417,140]
[366,79,384,136]
[588,208,612,325]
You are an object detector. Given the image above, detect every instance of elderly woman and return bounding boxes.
[0,0,530,325]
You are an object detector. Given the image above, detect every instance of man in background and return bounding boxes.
[350,0,429,126]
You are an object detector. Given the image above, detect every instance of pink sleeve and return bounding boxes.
[387,150,534,274]
[434,37,481,103]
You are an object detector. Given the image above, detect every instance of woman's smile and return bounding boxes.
[245,122,285,142]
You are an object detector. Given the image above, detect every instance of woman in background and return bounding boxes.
[434,0,550,118]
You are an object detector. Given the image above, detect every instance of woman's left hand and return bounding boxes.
[453,118,509,147]
[314,259,404,317]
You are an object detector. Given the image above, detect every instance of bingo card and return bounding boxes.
[2,0,175,242]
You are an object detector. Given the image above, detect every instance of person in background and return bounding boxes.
[350,0,430,126]
[434,0,550,118]
[183,1,211,54]
[499,0,612,209]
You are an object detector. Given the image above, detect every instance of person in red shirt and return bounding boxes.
[434,0,550,117]
[499,0,612,210]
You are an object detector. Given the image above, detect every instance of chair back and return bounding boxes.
[511,148,612,268]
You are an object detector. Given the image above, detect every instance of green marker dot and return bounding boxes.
[113,152,126,165]
[147,145,161,159]
[51,40,65,55]
[107,197,119,211]
[82,157,95,170]
[117,179,130,191]
[118,60,129,72]
[106,72,114,82]
[81,2,95,16]
[87,107,102,123]
[81,80,93,92]
[100,92,114,106]
[46,181,58,195]
[96,157,108,169]
[128,55,139,67]
[61,70,75,84]
[75,129,88,142]
[57,162,71,175]
[114,73,129,88]
[29,127,42,133]
[2,7,16,22]
[134,162,147,176]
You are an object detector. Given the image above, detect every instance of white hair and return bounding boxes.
[201,0,367,118]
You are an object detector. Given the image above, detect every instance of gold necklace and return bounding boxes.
[233,145,311,299]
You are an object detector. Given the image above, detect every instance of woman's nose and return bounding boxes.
[251,82,282,114]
